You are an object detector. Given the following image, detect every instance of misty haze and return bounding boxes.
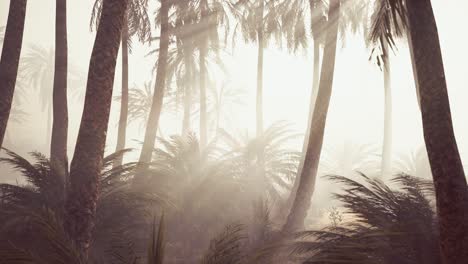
[1,0,467,263]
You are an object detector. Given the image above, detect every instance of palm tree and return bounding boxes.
[367,0,407,179]
[64,0,128,256]
[194,0,233,148]
[136,0,171,176]
[0,149,162,263]
[367,0,468,261]
[0,0,27,149]
[91,0,151,167]
[235,0,283,138]
[50,0,69,189]
[403,1,468,261]
[220,122,300,202]
[20,45,83,149]
[280,0,326,210]
[283,0,341,233]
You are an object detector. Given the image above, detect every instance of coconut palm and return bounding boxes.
[234,0,284,138]
[64,0,128,255]
[136,0,171,176]
[284,0,341,233]
[20,45,83,149]
[291,173,441,264]
[0,0,27,149]
[91,0,151,167]
[370,1,468,262]
[193,0,236,148]
[50,0,69,189]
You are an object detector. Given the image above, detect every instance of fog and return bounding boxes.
[1,0,468,263]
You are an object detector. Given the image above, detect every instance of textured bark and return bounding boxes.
[65,0,127,256]
[381,42,392,178]
[256,0,264,138]
[283,0,340,233]
[405,1,468,263]
[199,0,208,148]
[135,0,170,175]
[0,0,27,148]
[114,21,129,167]
[50,0,69,189]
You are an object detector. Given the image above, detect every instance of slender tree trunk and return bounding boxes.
[405,1,468,263]
[0,0,27,148]
[381,48,392,178]
[50,0,69,190]
[283,0,340,233]
[286,41,320,211]
[199,48,207,145]
[256,0,264,138]
[135,0,170,176]
[199,0,208,148]
[114,20,129,167]
[64,0,127,256]
[182,56,192,135]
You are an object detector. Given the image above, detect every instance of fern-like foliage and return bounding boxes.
[291,173,441,264]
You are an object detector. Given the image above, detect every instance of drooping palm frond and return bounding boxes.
[20,45,85,108]
[291,173,440,264]
[90,0,151,44]
[116,82,153,128]
[368,0,407,67]
[219,121,301,201]
[201,223,245,264]
[0,207,85,264]
[147,214,165,264]
[0,149,168,263]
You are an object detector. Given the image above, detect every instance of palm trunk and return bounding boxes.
[64,0,127,256]
[199,49,207,146]
[135,0,170,176]
[50,0,69,189]
[283,0,340,233]
[381,49,392,178]
[199,0,208,148]
[286,41,321,211]
[114,21,129,167]
[0,0,27,148]
[405,1,468,263]
[182,56,192,136]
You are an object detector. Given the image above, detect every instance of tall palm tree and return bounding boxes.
[368,0,406,179]
[235,0,283,138]
[50,0,69,188]
[64,0,128,256]
[91,0,151,167]
[194,0,233,147]
[136,0,171,177]
[20,45,83,149]
[368,0,468,261]
[403,0,468,262]
[283,0,341,233]
[0,0,27,149]
[281,0,326,209]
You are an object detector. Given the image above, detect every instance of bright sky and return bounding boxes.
[1,0,468,175]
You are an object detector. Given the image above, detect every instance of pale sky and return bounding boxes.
[1,0,468,180]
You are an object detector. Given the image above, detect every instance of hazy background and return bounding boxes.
[1,0,467,186]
